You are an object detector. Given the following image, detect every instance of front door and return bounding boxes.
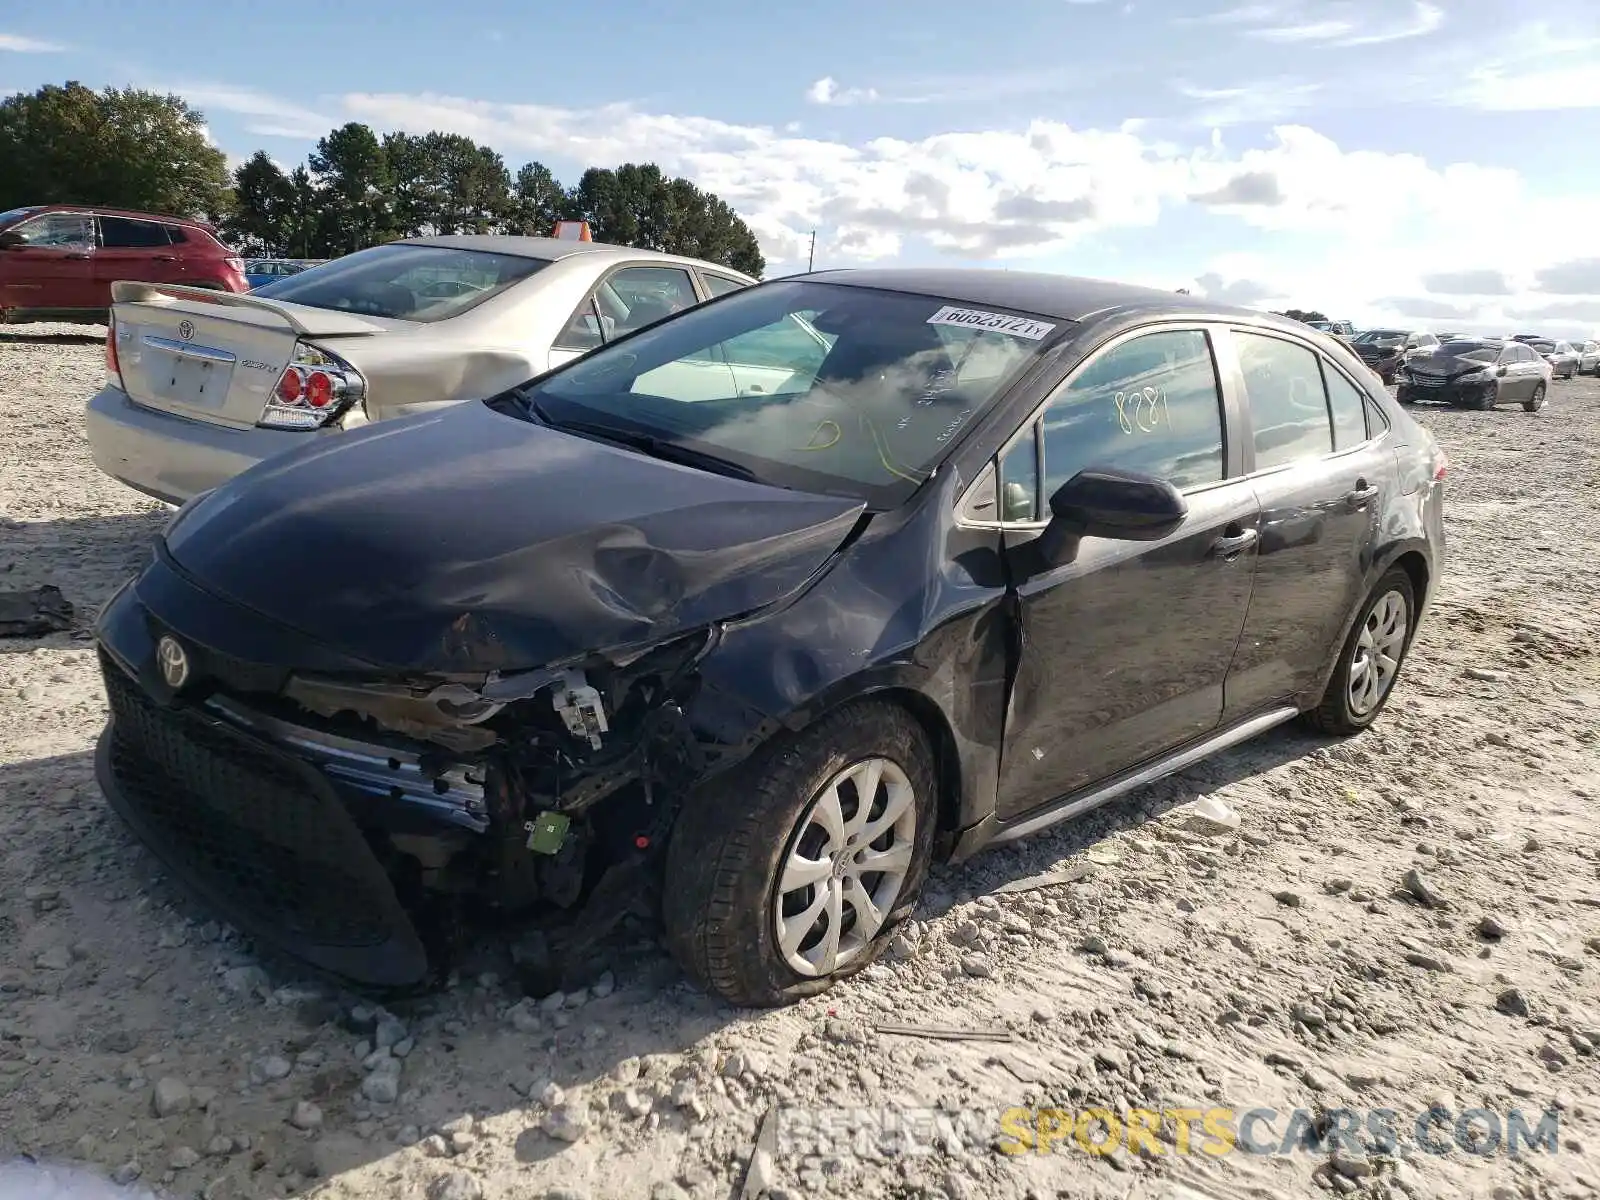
[0,211,97,313]
[993,327,1261,820]
[1221,329,1397,718]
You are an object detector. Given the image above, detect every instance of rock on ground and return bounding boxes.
[1,331,1598,1198]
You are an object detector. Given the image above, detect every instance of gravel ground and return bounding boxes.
[1,325,1597,1200]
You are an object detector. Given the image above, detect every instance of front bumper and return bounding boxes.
[1397,376,1494,405]
[86,384,312,505]
[91,564,459,989]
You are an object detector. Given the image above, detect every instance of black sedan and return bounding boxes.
[1397,338,1550,410]
[92,270,1447,1006]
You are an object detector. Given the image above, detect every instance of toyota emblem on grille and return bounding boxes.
[177,319,194,341]
[157,636,190,689]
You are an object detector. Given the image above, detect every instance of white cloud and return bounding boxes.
[805,77,880,106]
[0,32,66,52]
[173,83,331,139]
[1182,1,1442,47]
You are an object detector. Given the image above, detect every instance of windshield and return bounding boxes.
[1354,330,1406,345]
[251,243,550,321]
[506,280,1065,508]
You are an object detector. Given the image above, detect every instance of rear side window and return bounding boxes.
[100,217,172,248]
[252,243,551,322]
[1038,329,1226,495]
[163,225,190,244]
[1235,331,1333,470]
[703,274,747,298]
[1322,363,1369,451]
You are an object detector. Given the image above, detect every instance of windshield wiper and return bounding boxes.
[543,415,759,482]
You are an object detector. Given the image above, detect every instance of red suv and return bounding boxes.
[0,204,248,324]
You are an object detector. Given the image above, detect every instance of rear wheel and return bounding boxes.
[1302,568,1417,737]
[1524,382,1546,412]
[662,701,936,1007]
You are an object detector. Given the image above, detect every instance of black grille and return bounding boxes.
[100,657,415,958]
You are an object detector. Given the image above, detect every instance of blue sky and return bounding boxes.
[5,0,1600,335]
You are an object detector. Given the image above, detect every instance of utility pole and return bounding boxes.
[808,230,816,272]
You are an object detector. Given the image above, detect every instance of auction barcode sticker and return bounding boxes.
[926,306,1056,341]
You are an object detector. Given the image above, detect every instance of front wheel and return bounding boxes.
[1301,568,1417,737]
[1524,382,1546,412]
[662,701,937,1007]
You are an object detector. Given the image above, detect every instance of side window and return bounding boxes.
[998,429,1041,523]
[1039,329,1226,497]
[607,266,698,333]
[99,217,171,248]
[10,212,94,250]
[555,266,699,352]
[1364,396,1391,433]
[163,225,189,244]
[702,274,746,298]
[1235,331,1333,471]
[1322,362,1369,450]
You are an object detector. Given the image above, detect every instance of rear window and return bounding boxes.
[251,243,551,322]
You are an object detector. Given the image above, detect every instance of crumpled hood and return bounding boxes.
[164,400,866,674]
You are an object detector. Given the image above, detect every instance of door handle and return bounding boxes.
[64,252,91,260]
[1210,527,1259,557]
[153,254,177,262]
[1345,481,1379,506]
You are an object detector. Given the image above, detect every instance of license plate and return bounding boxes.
[155,356,230,407]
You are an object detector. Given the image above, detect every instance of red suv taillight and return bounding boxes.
[259,341,366,430]
[105,315,123,389]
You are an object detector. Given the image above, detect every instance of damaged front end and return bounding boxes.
[95,589,725,996]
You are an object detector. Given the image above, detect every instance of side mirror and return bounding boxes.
[0,230,26,250]
[1496,366,1508,377]
[1035,467,1189,567]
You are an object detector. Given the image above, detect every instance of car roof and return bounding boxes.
[26,202,212,227]
[788,267,1281,325]
[398,234,755,278]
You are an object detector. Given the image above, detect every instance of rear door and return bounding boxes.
[0,211,97,312]
[94,215,186,304]
[1221,328,1398,720]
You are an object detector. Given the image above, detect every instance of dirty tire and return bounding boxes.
[1524,382,1546,412]
[662,701,937,1007]
[1301,566,1417,737]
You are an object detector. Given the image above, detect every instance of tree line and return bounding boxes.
[0,82,765,277]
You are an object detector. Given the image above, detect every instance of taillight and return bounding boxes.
[225,256,245,274]
[1432,447,1449,482]
[259,341,365,430]
[105,314,122,389]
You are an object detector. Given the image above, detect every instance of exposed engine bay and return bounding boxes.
[195,628,722,995]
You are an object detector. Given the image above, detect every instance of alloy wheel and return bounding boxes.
[774,757,917,978]
[1348,590,1409,717]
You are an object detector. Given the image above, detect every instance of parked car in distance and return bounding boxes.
[1351,328,1439,384]
[0,205,247,324]
[85,235,757,504]
[1528,338,1579,379]
[91,269,1446,1004]
[1577,339,1600,374]
[1306,318,1357,337]
[244,258,324,289]
[1396,337,1550,410]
